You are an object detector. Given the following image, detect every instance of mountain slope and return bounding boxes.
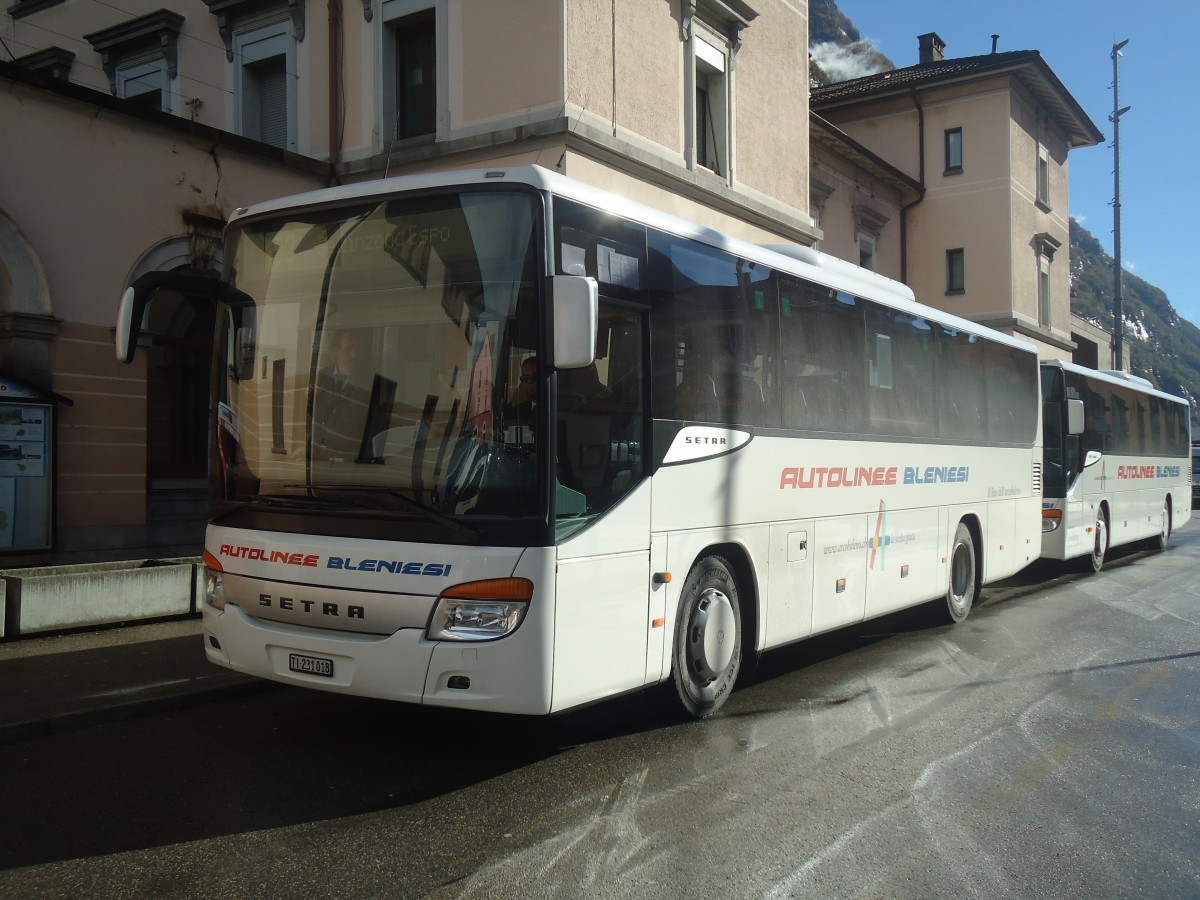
[1070,218,1200,409]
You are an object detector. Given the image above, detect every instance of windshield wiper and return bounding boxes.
[278,485,484,543]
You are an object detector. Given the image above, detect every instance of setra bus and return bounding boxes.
[117,166,1044,717]
[1040,359,1191,572]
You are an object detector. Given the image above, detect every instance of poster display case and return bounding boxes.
[0,377,70,553]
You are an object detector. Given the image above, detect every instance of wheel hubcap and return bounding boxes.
[949,542,970,614]
[687,588,736,683]
[1094,518,1107,561]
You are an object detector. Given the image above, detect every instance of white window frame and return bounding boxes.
[379,0,444,150]
[944,127,963,175]
[116,57,171,112]
[1036,143,1051,209]
[688,23,732,181]
[857,231,877,271]
[233,18,297,151]
[1038,252,1052,325]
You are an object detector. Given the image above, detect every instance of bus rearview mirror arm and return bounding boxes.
[116,271,255,364]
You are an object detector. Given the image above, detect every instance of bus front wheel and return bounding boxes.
[940,522,977,624]
[1083,510,1108,573]
[672,555,742,718]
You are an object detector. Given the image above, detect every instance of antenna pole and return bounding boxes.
[1110,40,1130,371]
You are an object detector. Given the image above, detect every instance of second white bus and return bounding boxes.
[1040,359,1191,571]
[117,166,1044,717]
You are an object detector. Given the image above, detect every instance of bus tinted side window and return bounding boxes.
[866,305,935,437]
[646,230,778,427]
[778,278,865,434]
[936,326,986,440]
[985,344,1039,444]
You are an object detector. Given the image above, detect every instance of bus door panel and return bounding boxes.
[864,506,940,618]
[984,501,1017,582]
[811,516,868,634]
[553,482,652,711]
[765,520,816,647]
[553,551,650,710]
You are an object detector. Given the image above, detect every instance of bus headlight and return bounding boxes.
[428,578,533,641]
[203,549,229,609]
[1041,508,1062,533]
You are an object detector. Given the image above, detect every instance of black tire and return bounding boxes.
[672,555,742,718]
[1081,508,1108,573]
[1147,499,1171,552]
[939,522,976,624]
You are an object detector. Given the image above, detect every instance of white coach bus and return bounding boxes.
[117,166,1043,717]
[1040,359,1191,572]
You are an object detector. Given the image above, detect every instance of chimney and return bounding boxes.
[918,32,946,64]
[991,34,1000,53]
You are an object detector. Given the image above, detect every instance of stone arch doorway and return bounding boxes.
[129,228,224,546]
[0,208,56,386]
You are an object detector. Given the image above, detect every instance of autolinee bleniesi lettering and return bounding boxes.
[779,465,970,489]
[780,466,898,489]
[1117,465,1181,479]
[219,544,319,567]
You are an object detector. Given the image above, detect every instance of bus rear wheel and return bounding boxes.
[1148,500,1171,552]
[672,555,742,718]
[939,522,976,624]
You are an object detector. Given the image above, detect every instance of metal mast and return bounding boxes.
[1110,39,1130,371]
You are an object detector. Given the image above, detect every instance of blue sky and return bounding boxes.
[831,1,1198,328]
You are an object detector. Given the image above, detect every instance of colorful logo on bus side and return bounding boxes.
[779,465,969,489]
[867,501,917,570]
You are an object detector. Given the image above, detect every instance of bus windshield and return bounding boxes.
[213,189,542,528]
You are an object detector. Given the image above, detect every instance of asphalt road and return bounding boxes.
[2,528,1198,898]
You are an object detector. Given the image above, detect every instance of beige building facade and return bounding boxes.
[812,34,1104,360]
[1,0,816,560]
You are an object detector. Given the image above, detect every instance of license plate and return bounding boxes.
[288,653,333,677]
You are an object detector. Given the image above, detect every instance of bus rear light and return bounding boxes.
[427,578,533,642]
[203,549,229,609]
[1041,508,1063,533]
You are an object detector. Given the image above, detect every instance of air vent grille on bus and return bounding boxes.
[1032,462,1042,494]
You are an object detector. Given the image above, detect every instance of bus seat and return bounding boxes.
[722,374,765,425]
[677,373,717,422]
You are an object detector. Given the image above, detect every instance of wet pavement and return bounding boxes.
[0,618,268,743]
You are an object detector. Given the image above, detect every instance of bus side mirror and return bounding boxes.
[1066,398,1085,436]
[116,271,254,363]
[549,275,597,369]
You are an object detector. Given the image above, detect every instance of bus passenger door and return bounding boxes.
[765,520,816,646]
[553,482,652,711]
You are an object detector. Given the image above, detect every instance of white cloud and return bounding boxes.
[810,40,889,83]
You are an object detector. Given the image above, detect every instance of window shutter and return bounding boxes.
[257,58,288,148]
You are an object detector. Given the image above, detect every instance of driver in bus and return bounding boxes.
[313,328,371,460]
[504,356,539,425]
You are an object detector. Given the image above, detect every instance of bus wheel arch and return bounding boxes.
[671,549,750,718]
[706,541,760,683]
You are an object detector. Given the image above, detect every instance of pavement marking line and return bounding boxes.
[86,678,196,699]
[991,663,1170,804]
